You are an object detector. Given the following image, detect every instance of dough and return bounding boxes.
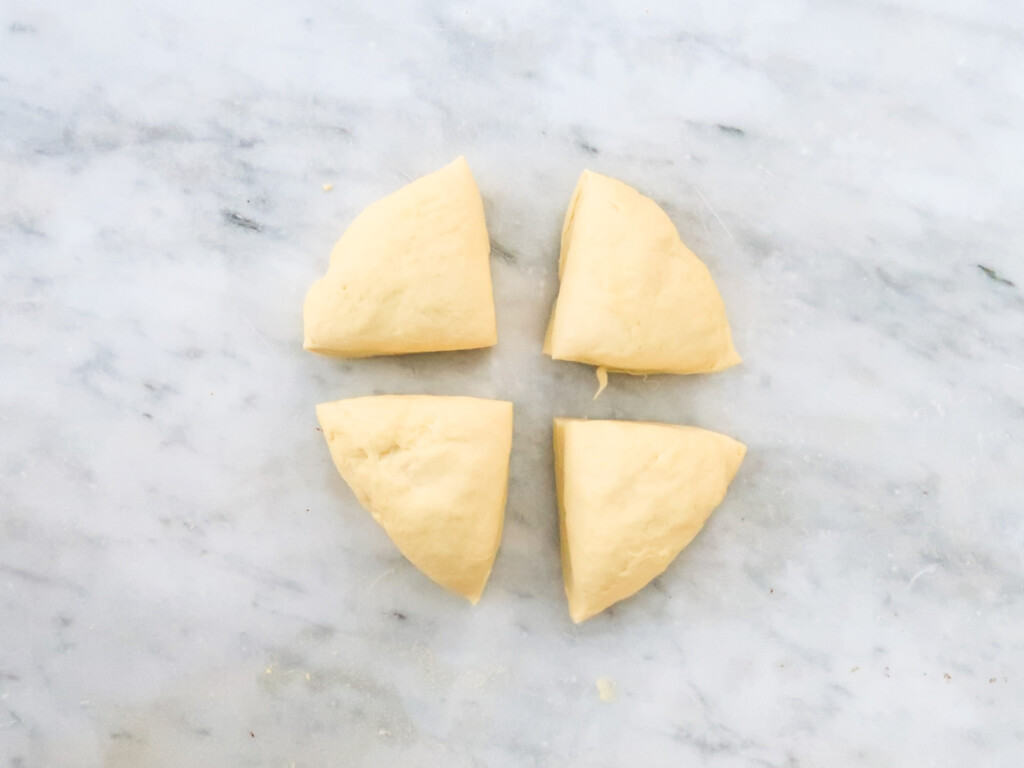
[554,417,745,622]
[317,395,513,603]
[304,157,497,357]
[544,170,740,374]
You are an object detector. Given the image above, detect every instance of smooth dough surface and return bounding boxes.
[304,157,497,357]
[317,395,513,603]
[554,418,745,622]
[544,170,740,374]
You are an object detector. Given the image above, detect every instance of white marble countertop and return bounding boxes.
[3,1,1023,765]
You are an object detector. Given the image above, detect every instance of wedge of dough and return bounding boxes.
[544,170,740,374]
[317,395,513,603]
[304,157,497,357]
[554,418,745,622]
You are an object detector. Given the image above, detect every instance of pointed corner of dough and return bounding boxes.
[568,601,589,624]
[712,340,742,371]
[542,309,556,356]
[316,396,513,603]
[304,325,332,357]
[444,154,473,180]
[302,280,326,355]
[566,583,601,623]
[555,418,745,622]
[314,399,337,428]
[724,435,748,480]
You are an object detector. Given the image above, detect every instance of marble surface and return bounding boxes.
[2,1,1023,765]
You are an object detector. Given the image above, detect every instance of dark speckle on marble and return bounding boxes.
[491,241,517,264]
[11,216,45,237]
[978,264,1015,287]
[716,124,745,136]
[222,209,263,231]
[322,124,351,137]
[876,266,910,295]
[143,380,178,400]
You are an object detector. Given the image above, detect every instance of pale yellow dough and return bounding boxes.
[554,418,745,622]
[304,157,497,357]
[544,170,740,374]
[317,395,513,603]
